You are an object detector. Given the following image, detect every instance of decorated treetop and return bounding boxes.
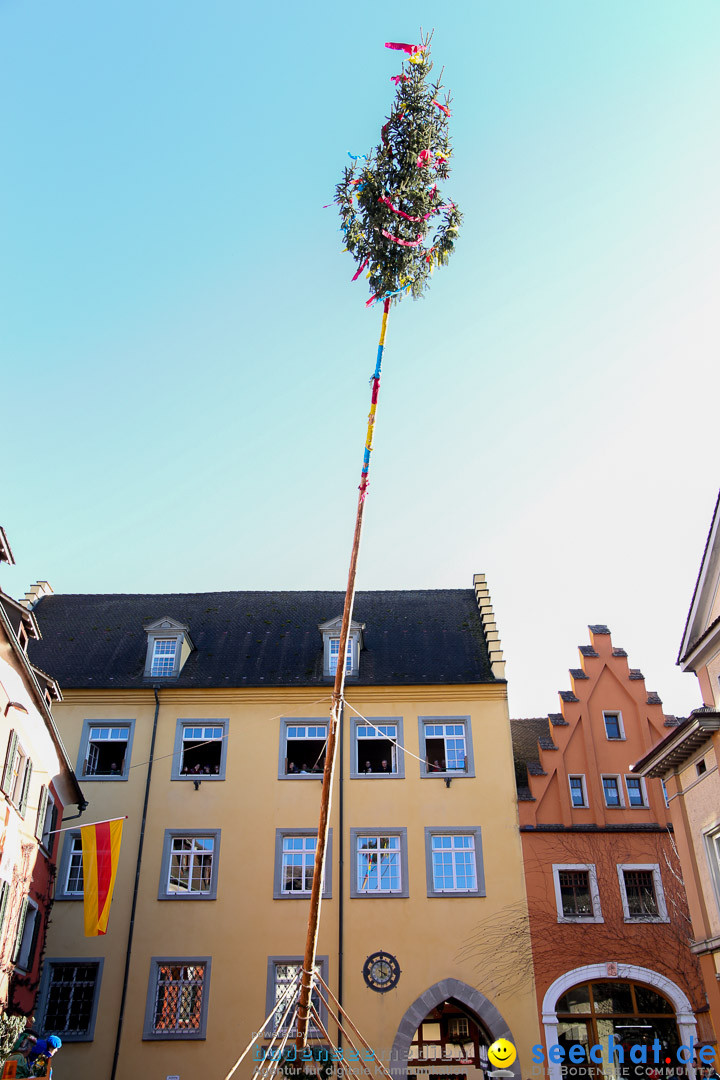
[336,35,462,307]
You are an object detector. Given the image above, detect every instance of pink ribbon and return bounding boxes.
[381,228,424,248]
[416,149,433,168]
[385,41,421,54]
[378,195,432,222]
[352,258,369,282]
[433,100,451,117]
[391,74,408,85]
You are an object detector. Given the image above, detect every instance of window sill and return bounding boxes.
[280,774,322,780]
[623,915,669,924]
[556,915,604,924]
[173,775,225,782]
[158,893,216,901]
[80,775,129,783]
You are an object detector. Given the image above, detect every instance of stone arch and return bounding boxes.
[390,978,519,1080]
[541,963,697,1080]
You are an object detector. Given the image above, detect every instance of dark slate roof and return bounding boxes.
[647,692,663,705]
[579,646,598,658]
[588,624,611,634]
[612,647,628,658]
[569,668,588,680]
[510,717,552,799]
[629,669,644,680]
[28,589,497,690]
[559,690,579,703]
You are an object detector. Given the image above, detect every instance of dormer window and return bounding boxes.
[151,639,178,677]
[319,616,364,679]
[329,638,353,676]
[143,618,194,680]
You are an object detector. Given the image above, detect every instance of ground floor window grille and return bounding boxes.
[152,963,206,1033]
[44,962,100,1037]
[272,962,322,1033]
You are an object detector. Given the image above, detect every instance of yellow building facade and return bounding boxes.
[28,578,540,1080]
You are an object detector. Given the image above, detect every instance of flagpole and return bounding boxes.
[47,815,128,836]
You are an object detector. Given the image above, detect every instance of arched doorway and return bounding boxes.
[391,979,519,1080]
[542,965,697,1080]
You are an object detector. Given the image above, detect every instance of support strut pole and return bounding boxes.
[296,299,391,1048]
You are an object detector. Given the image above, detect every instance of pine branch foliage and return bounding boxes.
[336,35,462,304]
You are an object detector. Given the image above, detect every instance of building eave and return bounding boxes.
[632,710,720,778]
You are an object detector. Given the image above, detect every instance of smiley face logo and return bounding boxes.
[487,1039,517,1069]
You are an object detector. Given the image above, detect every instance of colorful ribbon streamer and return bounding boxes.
[385,41,421,54]
[348,152,368,161]
[352,258,369,282]
[432,100,451,116]
[378,195,432,222]
[416,149,433,168]
[391,74,408,85]
[381,228,424,247]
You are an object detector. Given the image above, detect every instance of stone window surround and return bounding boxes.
[350,827,409,898]
[273,828,333,900]
[36,957,104,1042]
[76,719,136,782]
[142,956,212,1040]
[158,829,221,901]
[424,826,486,898]
[417,716,475,779]
[551,863,603,924]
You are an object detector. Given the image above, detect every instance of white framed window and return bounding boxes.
[35,786,58,850]
[13,898,39,971]
[617,864,668,922]
[350,828,408,897]
[78,721,134,780]
[568,775,588,808]
[424,828,485,897]
[273,829,332,900]
[329,638,353,676]
[38,960,104,1041]
[158,831,220,900]
[602,775,623,807]
[172,720,228,780]
[279,720,327,777]
[265,957,328,1035]
[351,717,404,778]
[419,717,475,777]
[603,711,625,740]
[143,958,211,1040]
[151,638,178,677]
[624,775,647,808]
[552,864,603,923]
[1,731,32,815]
[56,833,84,899]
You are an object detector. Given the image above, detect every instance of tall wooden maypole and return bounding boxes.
[296,33,461,1049]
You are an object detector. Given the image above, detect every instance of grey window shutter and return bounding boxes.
[18,760,33,816]
[1,731,18,795]
[12,897,28,964]
[35,785,48,842]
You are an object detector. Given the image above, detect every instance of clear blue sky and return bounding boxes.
[2,0,719,718]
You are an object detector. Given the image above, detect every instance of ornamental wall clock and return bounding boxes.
[363,951,401,993]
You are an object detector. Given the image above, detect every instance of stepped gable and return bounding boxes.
[28,588,498,690]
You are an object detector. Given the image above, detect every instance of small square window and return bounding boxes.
[143,958,211,1039]
[172,720,228,780]
[279,720,327,777]
[350,828,408,897]
[625,776,647,807]
[56,833,84,899]
[602,776,622,807]
[696,758,707,777]
[569,776,588,808]
[158,830,221,900]
[419,717,475,778]
[265,957,328,1036]
[273,830,332,899]
[78,721,134,780]
[603,712,624,740]
[552,864,602,923]
[351,717,404,778]
[617,864,668,922]
[38,960,104,1041]
[425,828,485,897]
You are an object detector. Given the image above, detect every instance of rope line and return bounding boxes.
[341,697,428,768]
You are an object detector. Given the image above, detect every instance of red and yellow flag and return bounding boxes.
[81,819,123,936]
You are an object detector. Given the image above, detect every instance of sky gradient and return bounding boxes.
[2,1,719,718]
